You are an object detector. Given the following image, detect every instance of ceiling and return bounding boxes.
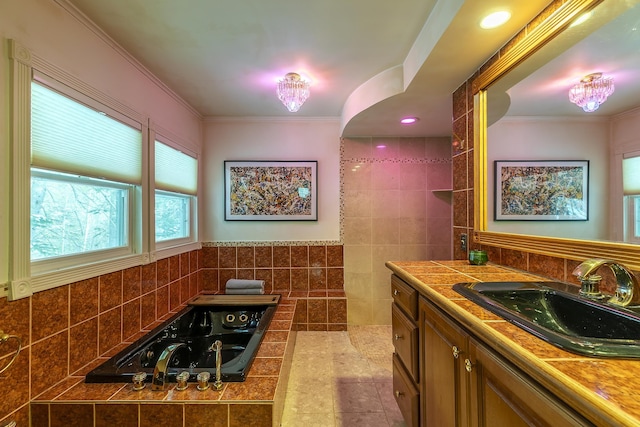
[490,0,640,121]
[65,0,551,137]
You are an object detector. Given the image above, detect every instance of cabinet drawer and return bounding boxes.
[391,274,418,320]
[393,353,419,427]
[392,303,419,382]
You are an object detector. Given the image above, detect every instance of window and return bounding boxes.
[31,79,142,271]
[155,191,190,241]
[623,155,640,243]
[625,196,640,243]
[154,139,197,246]
[31,170,130,260]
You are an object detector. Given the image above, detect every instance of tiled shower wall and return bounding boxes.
[342,137,452,324]
[451,0,594,285]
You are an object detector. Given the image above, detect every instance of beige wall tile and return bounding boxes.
[371,190,400,219]
[398,138,426,160]
[343,137,373,159]
[371,220,399,245]
[344,272,372,300]
[347,298,373,325]
[399,163,427,190]
[343,190,372,218]
[400,191,427,219]
[371,138,400,160]
[371,162,400,190]
[344,246,372,273]
[343,163,372,191]
[372,300,392,324]
[342,136,452,326]
[343,218,372,245]
[398,244,428,261]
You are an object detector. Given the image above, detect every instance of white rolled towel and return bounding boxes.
[225,287,265,295]
[225,279,264,290]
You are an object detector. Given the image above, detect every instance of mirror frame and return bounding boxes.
[472,0,640,270]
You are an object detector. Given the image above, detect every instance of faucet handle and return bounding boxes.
[578,274,605,300]
[132,372,147,391]
[197,371,210,391]
[176,371,190,391]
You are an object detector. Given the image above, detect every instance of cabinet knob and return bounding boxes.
[465,358,473,373]
[452,346,460,359]
[394,334,403,341]
[395,390,404,398]
[393,289,399,296]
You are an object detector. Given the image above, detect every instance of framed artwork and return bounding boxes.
[224,160,318,221]
[495,160,589,221]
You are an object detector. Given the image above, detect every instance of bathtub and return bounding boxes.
[85,294,280,384]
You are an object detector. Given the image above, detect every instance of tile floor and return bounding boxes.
[281,326,407,426]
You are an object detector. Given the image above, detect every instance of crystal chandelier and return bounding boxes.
[568,72,614,113]
[277,72,310,112]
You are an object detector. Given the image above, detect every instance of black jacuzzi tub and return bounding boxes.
[85,294,280,384]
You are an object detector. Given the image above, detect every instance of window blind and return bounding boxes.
[155,140,198,195]
[624,155,640,195]
[31,81,142,184]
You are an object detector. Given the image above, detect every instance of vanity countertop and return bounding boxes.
[386,259,640,427]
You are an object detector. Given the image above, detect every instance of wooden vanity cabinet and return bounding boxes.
[391,275,419,427]
[420,295,592,427]
[468,337,592,427]
[420,295,470,427]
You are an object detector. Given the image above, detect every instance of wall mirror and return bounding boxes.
[473,0,640,269]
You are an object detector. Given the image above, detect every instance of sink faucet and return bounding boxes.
[152,343,187,391]
[572,258,640,307]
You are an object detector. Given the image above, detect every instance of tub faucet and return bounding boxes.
[152,343,186,391]
[572,258,640,307]
[211,340,223,390]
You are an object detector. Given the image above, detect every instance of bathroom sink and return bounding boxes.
[453,281,640,358]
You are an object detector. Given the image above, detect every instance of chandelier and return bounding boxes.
[568,72,614,113]
[277,72,310,112]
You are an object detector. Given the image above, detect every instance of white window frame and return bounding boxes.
[150,124,200,260]
[624,195,640,244]
[155,189,195,247]
[7,40,150,299]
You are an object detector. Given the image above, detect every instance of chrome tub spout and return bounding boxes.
[152,343,187,391]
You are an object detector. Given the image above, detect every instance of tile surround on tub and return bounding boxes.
[0,244,344,425]
[32,297,298,427]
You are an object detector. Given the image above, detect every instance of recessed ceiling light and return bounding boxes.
[400,117,419,124]
[480,11,511,29]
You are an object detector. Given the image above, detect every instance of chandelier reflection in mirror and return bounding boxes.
[568,72,614,113]
[277,72,310,112]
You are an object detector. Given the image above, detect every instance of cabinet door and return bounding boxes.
[392,303,419,382]
[468,338,592,427]
[421,298,470,427]
[393,353,420,427]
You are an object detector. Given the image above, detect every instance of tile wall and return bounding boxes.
[200,244,347,331]
[0,243,345,425]
[0,251,201,426]
[341,137,452,324]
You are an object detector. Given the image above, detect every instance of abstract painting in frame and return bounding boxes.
[495,160,589,221]
[224,160,318,221]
